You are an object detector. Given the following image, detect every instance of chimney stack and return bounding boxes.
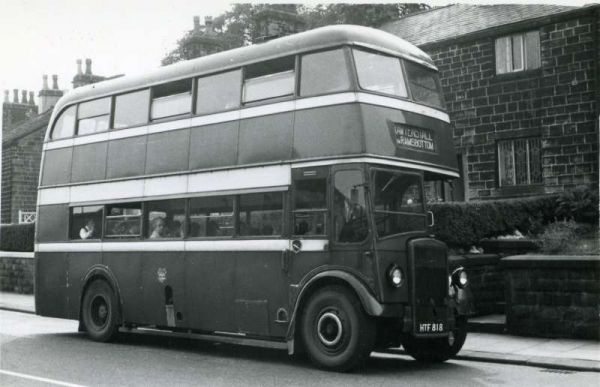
[29,91,35,105]
[39,74,63,113]
[77,59,83,75]
[193,16,200,32]
[85,58,92,75]
[205,16,213,33]
[42,74,49,90]
[52,74,59,90]
[13,89,19,103]
[21,90,28,104]
[4,90,9,103]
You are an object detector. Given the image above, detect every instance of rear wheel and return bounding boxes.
[81,280,120,342]
[301,286,375,372]
[402,315,468,362]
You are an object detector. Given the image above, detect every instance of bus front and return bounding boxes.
[350,45,470,361]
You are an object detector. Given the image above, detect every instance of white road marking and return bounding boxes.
[0,369,88,387]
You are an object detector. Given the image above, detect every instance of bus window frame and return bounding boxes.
[104,202,144,240]
[149,78,194,122]
[49,104,77,140]
[194,69,243,117]
[330,164,371,246]
[69,205,105,241]
[112,87,151,130]
[187,195,237,240]
[369,166,428,241]
[297,46,356,99]
[242,55,297,106]
[75,96,112,137]
[291,167,329,239]
[351,47,409,100]
[402,60,447,111]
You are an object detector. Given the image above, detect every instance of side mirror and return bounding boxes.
[427,211,435,227]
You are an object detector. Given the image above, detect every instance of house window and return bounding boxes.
[495,31,540,74]
[498,138,542,186]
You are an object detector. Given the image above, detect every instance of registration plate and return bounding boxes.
[418,323,445,333]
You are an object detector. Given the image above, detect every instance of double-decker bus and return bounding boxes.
[35,25,471,371]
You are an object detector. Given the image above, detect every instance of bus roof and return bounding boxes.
[51,25,436,117]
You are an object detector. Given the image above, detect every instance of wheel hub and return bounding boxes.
[91,296,109,328]
[317,312,343,347]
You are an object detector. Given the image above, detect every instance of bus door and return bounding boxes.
[288,166,331,285]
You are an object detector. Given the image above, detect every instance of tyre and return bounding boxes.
[81,280,120,342]
[402,315,468,363]
[300,286,375,372]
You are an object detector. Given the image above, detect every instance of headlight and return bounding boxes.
[387,264,404,288]
[451,267,468,288]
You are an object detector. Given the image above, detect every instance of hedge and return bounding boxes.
[428,195,559,247]
[0,223,35,252]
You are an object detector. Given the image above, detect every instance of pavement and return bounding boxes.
[1,291,599,372]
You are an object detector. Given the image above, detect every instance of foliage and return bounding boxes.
[0,223,35,252]
[428,195,559,247]
[538,220,585,254]
[161,3,431,65]
[555,186,599,223]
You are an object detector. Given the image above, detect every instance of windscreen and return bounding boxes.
[372,170,426,238]
[404,61,445,109]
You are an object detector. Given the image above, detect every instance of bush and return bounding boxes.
[0,223,35,252]
[536,219,587,254]
[428,195,558,247]
[556,186,599,223]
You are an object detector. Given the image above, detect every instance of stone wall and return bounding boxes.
[0,253,34,294]
[501,255,600,340]
[425,11,598,200]
[451,254,504,316]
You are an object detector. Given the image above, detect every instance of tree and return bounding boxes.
[161,3,431,65]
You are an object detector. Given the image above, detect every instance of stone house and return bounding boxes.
[382,4,599,200]
[1,61,107,224]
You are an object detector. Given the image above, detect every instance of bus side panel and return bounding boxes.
[35,252,69,318]
[65,252,102,319]
[106,137,147,179]
[37,204,69,242]
[140,251,186,327]
[189,121,239,170]
[234,251,289,338]
[40,148,72,186]
[145,129,191,175]
[185,252,237,333]
[360,105,459,172]
[103,252,145,324]
[71,142,108,183]
[293,104,364,159]
[238,112,293,165]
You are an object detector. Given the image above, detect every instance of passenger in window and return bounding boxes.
[206,219,219,237]
[150,217,166,239]
[80,219,96,239]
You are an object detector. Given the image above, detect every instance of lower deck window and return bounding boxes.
[189,196,234,237]
[70,206,103,240]
[146,199,186,239]
[105,204,142,238]
[239,192,283,236]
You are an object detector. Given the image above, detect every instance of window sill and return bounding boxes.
[491,68,541,82]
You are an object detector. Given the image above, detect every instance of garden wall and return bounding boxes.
[0,252,34,294]
[501,255,600,340]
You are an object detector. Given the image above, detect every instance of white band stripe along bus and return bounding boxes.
[35,239,329,253]
[42,92,450,151]
[37,158,458,206]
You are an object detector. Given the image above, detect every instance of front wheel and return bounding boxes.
[81,280,120,342]
[402,315,468,362]
[300,286,375,372]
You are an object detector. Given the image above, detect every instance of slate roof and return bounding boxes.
[2,109,51,146]
[381,4,577,46]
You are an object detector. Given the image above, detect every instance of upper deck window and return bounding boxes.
[353,49,407,98]
[77,97,111,136]
[404,61,445,109]
[300,49,351,97]
[51,105,76,139]
[114,89,150,129]
[243,56,295,103]
[196,70,242,115]
[151,79,192,120]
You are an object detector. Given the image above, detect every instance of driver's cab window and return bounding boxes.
[333,170,368,243]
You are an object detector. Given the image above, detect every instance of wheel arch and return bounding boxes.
[286,269,383,353]
[79,265,123,326]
